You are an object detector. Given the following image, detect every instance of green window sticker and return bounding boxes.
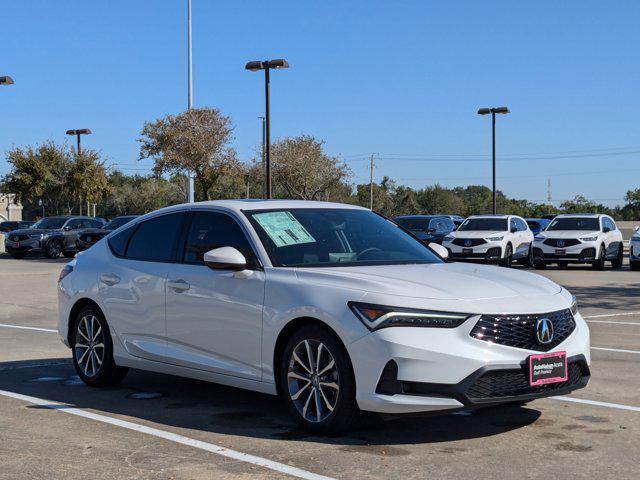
[253,211,316,247]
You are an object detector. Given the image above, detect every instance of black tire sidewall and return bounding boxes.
[71,305,124,387]
[279,325,358,434]
[45,240,62,259]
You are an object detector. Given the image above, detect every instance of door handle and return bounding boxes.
[100,273,120,286]
[167,279,190,292]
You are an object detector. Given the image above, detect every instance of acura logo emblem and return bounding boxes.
[557,240,565,247]
[536,318,554,344]
[464,239,472,247]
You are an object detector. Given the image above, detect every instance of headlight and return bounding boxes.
[570,295,578,316]
[580,236,598,242]
[348,302,472,331]
[486,236,504,242]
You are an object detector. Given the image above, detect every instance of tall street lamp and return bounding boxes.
[477,107,509,214]
[245,59,290,199]
[66,128,92,156]
[0,76,14,86]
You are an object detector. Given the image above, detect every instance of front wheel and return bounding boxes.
[279,325,358,434]
[499,244,513,267]
[557,261,568,269]
[45,239,62,259]
[63,251,76,259]
[9,253,26,259]
[611,243,623,269]
[631,261,640,272]
[72,305,128,387]
[592,245,606,270]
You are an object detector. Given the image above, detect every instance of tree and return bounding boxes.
[67,148,110,212]
[270,135,351,200]
[139,108,243,201]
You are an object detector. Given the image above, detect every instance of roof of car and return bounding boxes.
[150,199,369,216]
[466,214,511,219]
[553,213,603,218]
[394,215,449,219]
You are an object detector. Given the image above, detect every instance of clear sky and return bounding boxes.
[2,1,640,206]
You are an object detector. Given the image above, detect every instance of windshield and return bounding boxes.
[104,216,135,230]
[395,217,430,231]
[245,208,442,268]
[32,217,67,230]
[458,218,508,232]
[547,217,599,231]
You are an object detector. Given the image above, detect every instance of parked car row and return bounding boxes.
[394,212,631,271]
[3,215,138,259]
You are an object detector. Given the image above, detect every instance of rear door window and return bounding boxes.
[125,213,186,262]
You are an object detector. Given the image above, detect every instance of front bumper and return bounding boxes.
[4,237,43,254]
[533,240,597,263]
[444,240,503,262]
[348,311,590,414]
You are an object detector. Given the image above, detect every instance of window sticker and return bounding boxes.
[253,211,316,247]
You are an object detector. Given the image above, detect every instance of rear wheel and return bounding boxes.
[592,245,606,270]
[499,244,513,267]
[279,325,358,434]
[611,243,623,269]
[72,305,128,387]
[45,239,62,259]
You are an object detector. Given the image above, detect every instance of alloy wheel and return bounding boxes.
[287,339,340,423]
[74,315,105,378]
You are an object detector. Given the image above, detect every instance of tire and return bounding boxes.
[63,251,76,259]
[519,246,534,268]
[279,325,358,434]
[631,261,640,272]
[71,305,128,387]
[533,261,547,270]
[45,239,62,259]
[499,244,513,267]
[592,245,605,270]
[9,253,26,259]
[557,261,568,269]
[611,243,623,269]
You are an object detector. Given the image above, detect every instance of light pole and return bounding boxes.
[245,59,290,199]
[258,116,266,196]
[186,0,195,203]
[66,129,92,215]
[0,76,14,86]
[66,128,92,156]
[477,107,509,214]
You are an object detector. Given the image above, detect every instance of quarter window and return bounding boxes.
[125,213,185,262]
[108,224,137,257]
[183,211,257,266]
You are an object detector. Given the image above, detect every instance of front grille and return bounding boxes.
[467,362,584,400]
[9,234,28,242]
[470,309,576,352]
[452,238,487,247]
[543,238,581,247]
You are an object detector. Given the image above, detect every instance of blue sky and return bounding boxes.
[2,1,640,206]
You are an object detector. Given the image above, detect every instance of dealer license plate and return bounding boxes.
[529,351,568,386]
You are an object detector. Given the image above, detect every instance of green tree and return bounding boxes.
[139,108,244,201]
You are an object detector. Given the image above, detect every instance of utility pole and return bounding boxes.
[369,154,375,210]
[187,0,195,203]
[259,116,266,197]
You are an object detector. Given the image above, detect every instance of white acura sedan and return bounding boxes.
[57,200,590,433]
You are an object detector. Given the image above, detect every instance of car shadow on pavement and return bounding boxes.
[0,254,71,264]
[0,358,542,446]
[568,283,640,311]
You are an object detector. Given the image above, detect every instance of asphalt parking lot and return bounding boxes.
[0,256,638,480]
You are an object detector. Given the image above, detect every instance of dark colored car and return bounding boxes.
[541,214,557,220]
[526,218,552,235]
[76,215,139,252]
[4,216,105,259]
[445,215,465,228]
[394,215,457,244]
[0,221,35,232]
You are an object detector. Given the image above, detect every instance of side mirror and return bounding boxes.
[63,226,71,231]
[510,226,518,233]
[203,246,247,271]
[429,242,449,260]
[603,226,611,233]
[427,228,436,234]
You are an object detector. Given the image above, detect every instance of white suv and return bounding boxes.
[442,215,534,267]
[532,214,623,270]
[630,227,640,271]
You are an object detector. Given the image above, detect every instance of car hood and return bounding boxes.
[539,230,599,239]
[295,262,562,306]
[450,230,505,239]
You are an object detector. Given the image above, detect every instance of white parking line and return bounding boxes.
[592,346,640,355]
[0,323,57,333]
[0,389,334,480]
[552,396,640,413]
[586,320,640,326]
[584,312,640,319]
